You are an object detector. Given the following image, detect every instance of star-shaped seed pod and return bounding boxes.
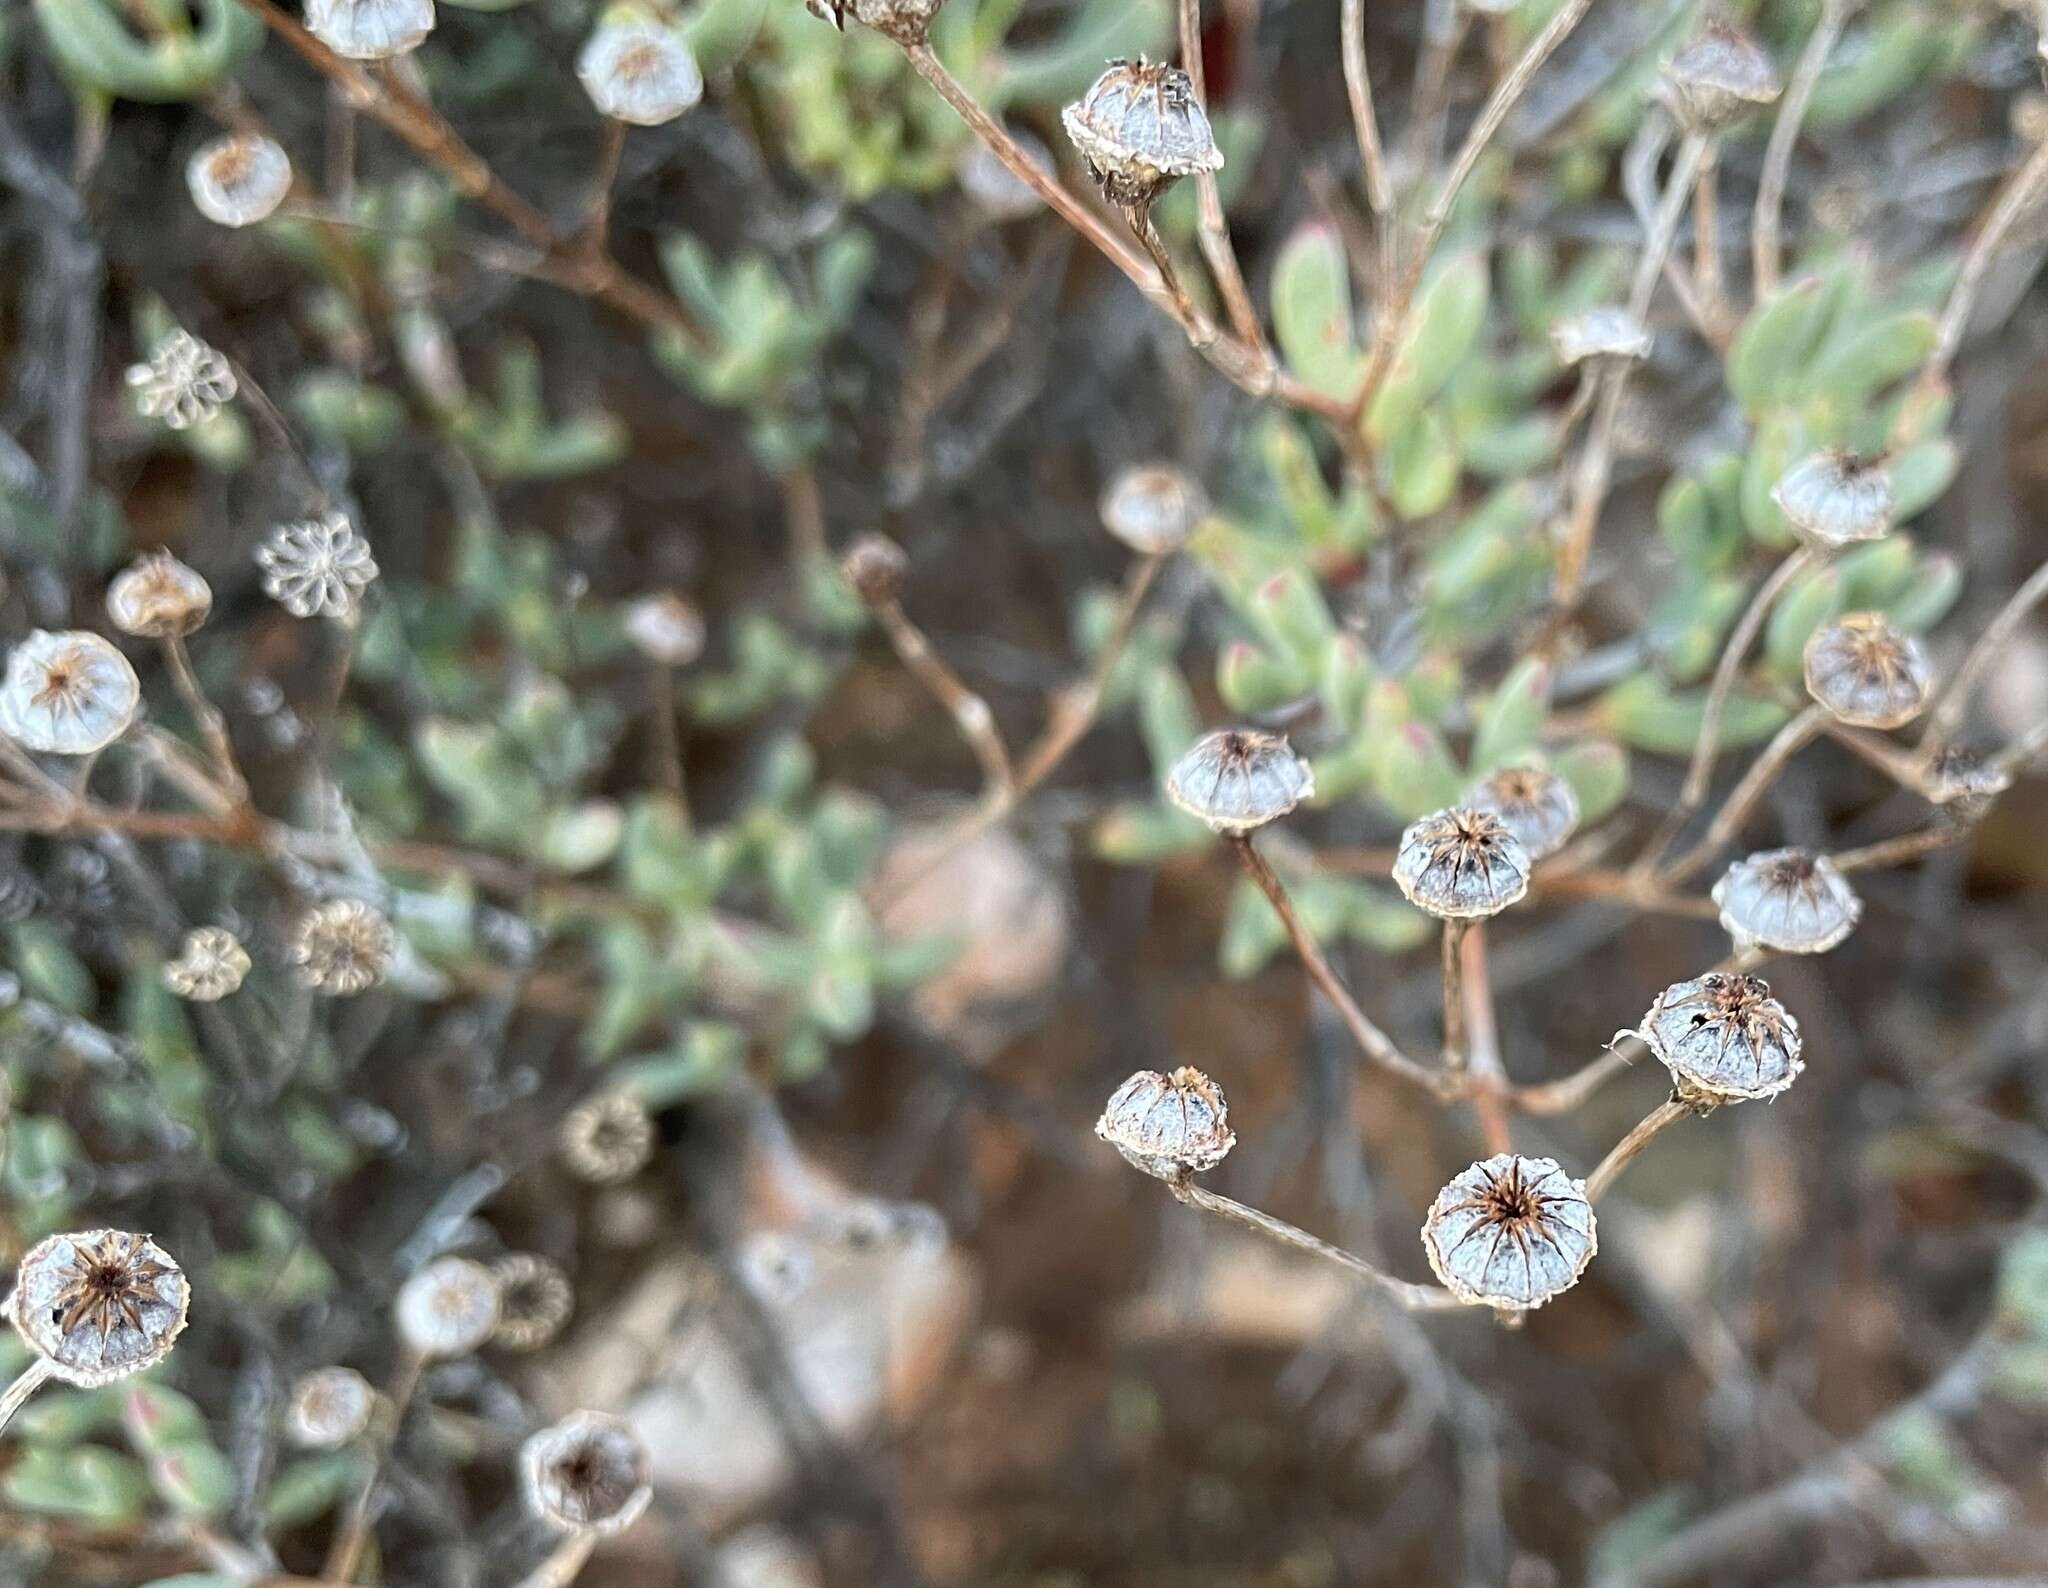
[1462,766,1581,862]
[803,0,946,43]
[107,551,213,640]
[491,1254,575,1353]
[1925,747,2012,823]
[0,631,142,756]
[1095,1066,1236,1181]
[163,927,252,1002]
[258,511,380,624]
[1630,972,1804,1105]
[186,134,293,228]
[1771,450,1894,547]
[1062,59,1223,209]
[1550,305,1653,367]
[1392,808,1532,919]
[577,17,703,126]
[1662,21,1780,132]
[394,1256,501,1360]
[1803,613,1933,729]
[1099,463,1208,555]
[1420,1155,1596,1312]
[1164,729,1315,834]
[287,1366,377,1449]
[521,1410,654,1536]
[305,0,435,60]
[559,1092,656,1184]
[126,330,238,431]
[289,899,395,995]
[1712,847,1862,954]
[8,1230,189,1388]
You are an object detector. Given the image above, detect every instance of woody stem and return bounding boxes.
[1585,1097,1695,1202]
[0,1357,56,1437]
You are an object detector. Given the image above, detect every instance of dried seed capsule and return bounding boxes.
[622,593,706,666]
[289,899,395,994]
[1164,729,1315,834]
[0,631,141,756]
[1099,463,1208,555]
[394,1256,501,1359]
[305,0,435,60]
[559,1092,655,1184]
[163,927,251,1002]
[1662,21,1780,132]
[258,512,379,622]
[1712,847,1861,954]
[1095,1065,1236,1181]
[1549,305,1653,366]
[958,129,1054,221]
[1632,971,1803,1105]
[803,0,947,45]
[1420,1155,1596,1313]
[106,551,213,639]
[1803,613,1932,729]
[8,1230,190,1387]
[1925,747,2011,822]
[1771,450,1894,547]
[1062,59,1223,208]
[1392,808,1531,919]
[126,330,237,431]
[1462,765,1580,862]
[840,534,909,605]
[577,18,703,126]
[520,1410,653,1536]
[491,1253,575,1352]
[186,134,292,228]
[287,1366,376,1448]
[735,1230,815,1304]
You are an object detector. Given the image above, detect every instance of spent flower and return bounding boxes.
[163,927,251,1002]
[8,1230,189,1388]
[521,1410,653,1536]
[305,0,435,59]
[287,1366,377,1449]
[491,1254,575,1353]
[1462,766,1580,862]
[1099,463,1208,555]
[1095,1066,1236,1181]
[1550,305,1653,366]
[1164,729,1314,834]
[1663,21,1781,132]
[1804,613,1933,728]
[1063,59,1223,208]
[1393,808,1532,919]
[1630,972,1804,1105]
[1712,848,1862,954]
[394,1256,501,1359]
[126,330,237,431]
[623,593,706,666]
[803,0,947,44]
[289,899,395,994]
[578,18,704,126]
[258,512,379,622]
[1772,450,1894,547]
[1420,1156,1596,1312]
[0,631,141,756]
[106,551,212,639]
[559,1092,656,1184]
[186,134,292,228]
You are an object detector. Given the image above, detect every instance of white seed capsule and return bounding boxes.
[1392,808,1532,919]
[289,899,395,995]
[1771,450,1894,547]
[1062,59,1223,208]
[1662,22,1780,132]
[126,330,238,431]
[1462,765,1580,862]
[258,512,380,623]
[1095,1066,1236,1181]
[107,551,213,639]
[1164,729,1315,834]
[186,134,293,228]
[8,1230,190,1387]
[1550,305,1653,367]
[1420,1155,1596,1312]
[0,631,141,756]
[305,0,435,61]
[1712,847,1861,955]
[491,1253,575,1353]
[1099,463,1208,554]
[393,1256,501,1359]
[577,19,704,127]
[1631,972,1803,1105]
[559,1092,655,1184]
[623,593,706,666]
[1803,613,1932,729]
[520,1410,653,1535]
[287,1366,377,1448]
[163,927,252,1002]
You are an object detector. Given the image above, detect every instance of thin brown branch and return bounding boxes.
[871,596,1015,804]
[1752,0,1853,299]
[1177,0,1271,360]
[1585,1096,1694,1201]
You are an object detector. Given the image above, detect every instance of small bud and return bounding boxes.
[1462,766,1581,862]
[8,1230,190,1388]
[1393,808,1532,919]
[1549,305,1653,367]
[258,511,380,623]
[1164,729,1315,834]
[622,593,706,666]
[1630,972,1803,1105]
[106,551,213,639]
[305,0,435,60]
[1803,613,1932,729]
[287,1366,376,1449]
[1095,1065,1236,1181]
[578,18,704,126]
[958,129,1054,221]
[394,1256,501,1360]
[1062,59,1223,208]
[520,1410,653,1536]
[1420,1155,1596,1313]
[1099,463,1208,555]
[840,534,909,605]
[1662,22,1780,133]
[1771,450,1894,547]
[0,631,142,756]
[126,330,237,432]
[289,899,395,994]
[1712,847,1861,955]
[491,1253,575,1353]
[804,0,947,45]
[163,927,251,1003]
[559,1092,655,1184]
[186,134,292,228]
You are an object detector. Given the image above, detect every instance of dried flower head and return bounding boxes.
[163,927,252,1002]
[491,1253,575,1353]
[958,129,1054,221]
[1925,747,2012,822]
[1393,807,1532,919]
[1420,1155,1596,1313]
[735,1231,816,1304]
[817,1197,948,1261]
[106,551,213,639]
[305,0,435,60]
[1631,972,1803,1105]
[258,512,380,622]
[394,1256,501,1359]
[841,534,909,605]
[126,330,237,431]
[289,899,395,995]
[8,1230,189,1387]
[0,631,141,756]
[1803,613,1932,728]
[287,1366,376,1449]
[1662,22,1780,131]
[1712,847,1862,954]
[520,1410,653,1536]
[186,133,292,228]
[803,0,947,45]
[1062,59,1223,208]
[578,19,703,126]
[1771,449,1894,546]
[1462,765,1581,862]
[1095,1065,1236,1181]
[1550,305,1653,366]
[1099,463,1208,555]
[1164,729,1315,834]
[623,593,706,666]
[559,1092,655,1184]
